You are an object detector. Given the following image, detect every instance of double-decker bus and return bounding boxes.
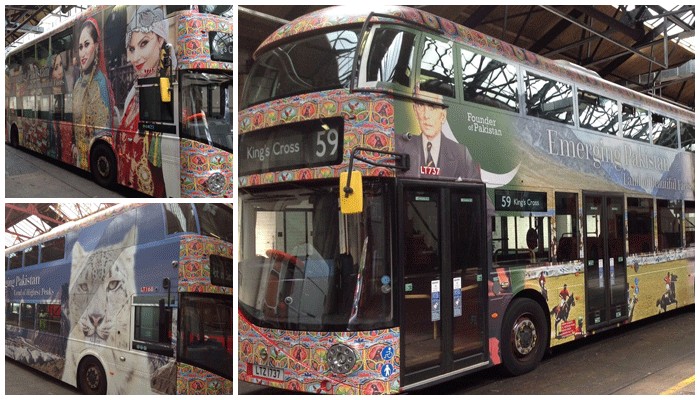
[6,203,233,394]
[5,5,233,197]
[238,6,694,394]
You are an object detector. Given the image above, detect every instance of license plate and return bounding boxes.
[250,364,284,381]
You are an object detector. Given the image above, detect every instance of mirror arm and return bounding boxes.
[343,147,410,197]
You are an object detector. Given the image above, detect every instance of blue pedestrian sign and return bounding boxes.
[381,363,394,378]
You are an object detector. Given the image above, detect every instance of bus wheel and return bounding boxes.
[90,143,117,188]
[500,297,547,376]
[10,125,19,148]
[78,356,107,395]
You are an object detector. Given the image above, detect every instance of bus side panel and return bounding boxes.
[180,138,233,198]
[626,249,694,321]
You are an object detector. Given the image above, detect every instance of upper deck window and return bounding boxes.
[243,29,360,107]
[578,90,618,135]
[651,113,678,149]
[364,28,416,90]
[680,122,694,152]
[622,104,650,143]
[418,36,454,98]
[461,48,518,112]
[525,72,574,125]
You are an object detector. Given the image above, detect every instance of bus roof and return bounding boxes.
[5,203,143,255]
[255,6,693,122]
[6,6,233,71]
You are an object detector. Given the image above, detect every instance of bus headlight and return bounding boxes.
[327,343,357,374]
[206,172,226,195]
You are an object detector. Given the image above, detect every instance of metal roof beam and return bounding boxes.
[529,8,583,53]
[462,5,497,29]
[542,5,667,70]
[572,5,644,40]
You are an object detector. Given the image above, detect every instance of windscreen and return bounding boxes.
[238,181,394,331]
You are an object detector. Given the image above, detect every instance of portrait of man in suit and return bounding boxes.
[396,101,482,181]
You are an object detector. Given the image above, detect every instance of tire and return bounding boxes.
[500,297,548,376]
[78,356,107,395]
[10,125,19,148]
[90,142,117,188]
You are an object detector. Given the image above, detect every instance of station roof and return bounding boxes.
[239,5,695,110]
[5,204,116,248]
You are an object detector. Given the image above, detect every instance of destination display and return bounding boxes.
[239,117,344,175]
[495,189,547,212]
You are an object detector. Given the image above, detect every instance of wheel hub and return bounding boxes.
[512,317,537,356]
[97,156,110,177]
[86,366,101,389]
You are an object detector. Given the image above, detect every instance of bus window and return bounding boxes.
[493,215,551,265]
[20,303,36,330]
[22,96,36,119]
[38,95,51,120]
[461,48,518,112]
[195,204,233,242]
[52,95,64,121]
[8,252,22,270]
[134,301,172,345]
[525,71,574,125]
[243,29,359,107]
[364,28,416,89]
[37,304,61,334]
[179,293,233,380]
[680,123,694,152]
[6,303,20,326]
[23,246,39,267]
[657,199,682,250]
[419,36,455,98]
[627,197,653,254]
[164,204,196,234]
[555,192,579,262]
[578,90,618,135]
[41,237,66,263]
[651,113,678,149]
[685,201,695,247]
[37,39,49,67]
[166,5,190,14]
[139,78,174,123]
[622,104,649,143]
[9,97,18,116]
[181,73,233,152]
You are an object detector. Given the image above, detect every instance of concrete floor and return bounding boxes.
[5,144,133,198]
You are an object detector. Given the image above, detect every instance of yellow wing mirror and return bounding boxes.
[340,171,363,214]
[160,77,172,103]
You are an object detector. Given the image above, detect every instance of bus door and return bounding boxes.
[399,182,488,387]
[137,77,180,197]
[583,193,627,330]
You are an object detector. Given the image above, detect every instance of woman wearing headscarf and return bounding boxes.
[72,17,116,170]
[117,5,174,197]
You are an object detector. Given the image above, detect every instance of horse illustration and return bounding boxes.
[657,273,678,313]
[550,293,575,337]
[656,292,678,312]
